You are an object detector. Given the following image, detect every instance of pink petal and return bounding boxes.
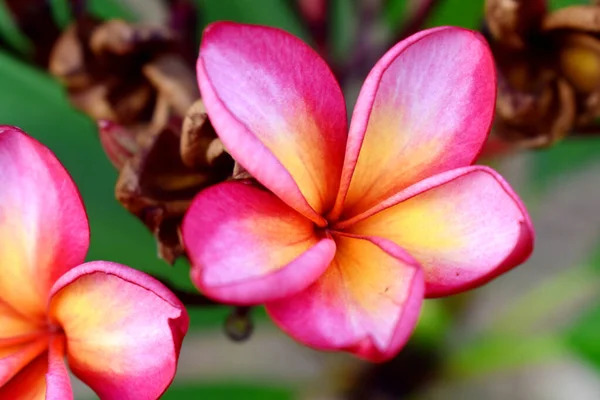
[0,126,89,319]
[330,27,496,219]
[341,166,534,297]
[0,338,48,386]
[266,234,424,362]
[0,352,48,399]
[198,22,348,224]
[46,335,74,400]
[47,261,189,400]
[182,181,336,304]
[0,336,73,400]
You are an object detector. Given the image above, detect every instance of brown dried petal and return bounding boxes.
[542,5,600,33]
[107,79,156,124]
[495,77,576,147]
[496,60,555,124]
[68,83,117,121]
[485,0,547,49]
[544,78,577,146]
[98,120,144,169]
[575,91,600,126]
[49,24,92,89]
[89,20,175,57]
[231,162,254,181]
[558,33,600,94]
[143,55,199,118]
[180,100,222,168]
[116,125,232,263]
[156,215,186,264]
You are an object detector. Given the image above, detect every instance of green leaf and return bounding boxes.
[530,138,600,193]
[87,0,135,21]
[567,303,600,370]
[382,0,408,31]
[0,0,33,55]
[549,0,589,9]
[162,382,293,399]
[329,0,357,62]
[425,0,485,30]
[197,0,308,41]
[444,334,569,379]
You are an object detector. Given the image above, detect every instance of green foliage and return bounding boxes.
[568,304,600,369]
[161,382,293,399]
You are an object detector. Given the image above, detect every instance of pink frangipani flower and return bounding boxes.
[182,23,534,362]
[0,126,189,398]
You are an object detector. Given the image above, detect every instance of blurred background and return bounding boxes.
[0,0,599,398]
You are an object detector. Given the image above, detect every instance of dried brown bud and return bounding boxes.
[485,0,547,49]
[49,18,234,263]
[485,0,600,148]
[180,100,222,168]
[98,120,143,169]
[115,104,233,263]
[49,18,197,127]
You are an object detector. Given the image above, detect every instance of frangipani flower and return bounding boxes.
[182,23,534,362]
[0,126,189,398]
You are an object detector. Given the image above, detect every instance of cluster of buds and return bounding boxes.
[485,0,600,147]
[49,18,233,263]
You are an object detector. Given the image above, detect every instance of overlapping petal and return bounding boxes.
[182,181,336,304]
[0,336,72,400]
[331,27,497,219]
[0,338,48,386]
[341,166,534,297]
[0,126,89,319]
[198,22,348,223]
[48,262,189,400]
[266,234,424,362]
[0,300,43,346]
[45,336,73,400]
[0,352,48,399]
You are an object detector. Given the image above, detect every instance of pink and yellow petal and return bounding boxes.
[332,27,496,218]
[0,300,44,345]
[0,353,48,400]
[0,126,89,319]
[183,181,336,304]
[198,22,348,221]
[266,234,424,362]
[344,166,534,297]
[47,261,188,400]
[0,338,48,386]
[0,336,72,400]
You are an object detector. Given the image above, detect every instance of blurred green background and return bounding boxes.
[1,0,599,398]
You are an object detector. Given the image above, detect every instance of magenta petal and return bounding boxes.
[197,22,348,223]
[48,261,189,400]
[344,166,534,297]
[266,234,424,362]
[182,181,336,304]
[46,336,73,400]
[331,27,497,219]
[0,126,90,318]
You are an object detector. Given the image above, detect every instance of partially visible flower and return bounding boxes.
[485,0,600,147]
[0,126,189,398]
[182,23,534,362]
